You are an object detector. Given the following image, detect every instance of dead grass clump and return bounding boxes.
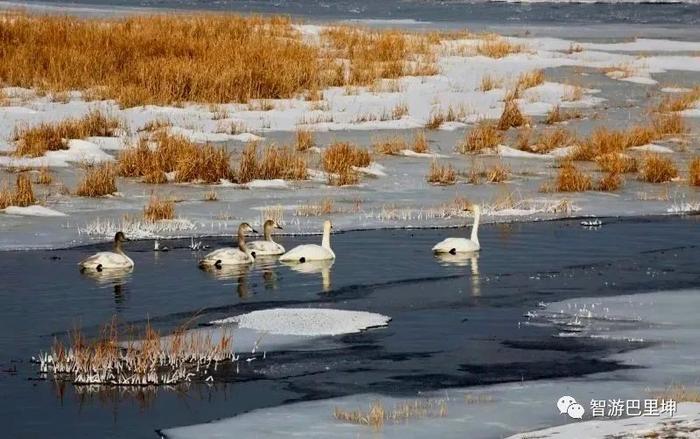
[322,142,370,186]
[476,36,523,58]
[425,109,445,130]
[322,26,437,86]
[204,190,218,201]
[237,142,308,183]
[552,161,592,192]
[639,154,678,183]
[521,127,572,154]
[595,153,638,174]
[485,163,509,183]
[689,157,700,186]
[597,172,622,192]
[295,128,315,151]
[651,385,700,403]
[426,160,456,185]
[497,99,526,130]
[13,109,122,157]
[139,118,172,132]
[333,399,448,430]
[412,131,429,153]
[373,136,407,155]
[296,197,335,216]
[657,86,700,113]
[652,113,686,137]
[8,173,36,207]
[34,167,53,185]
[75,163,117,197]
[458,121,502,154]
[571,127,628,161]
[516,69,544,90]
[544,105,582,125]
[118,133,234,184]
[144,195,175,222]
[479,75,502,92]
[0,14,323,106]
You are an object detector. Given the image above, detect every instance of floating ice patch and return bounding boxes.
[245,179,289,189]
[230,132,263,142]
[497,145,553,159]
[211,308,391,336]
[2,205,67,217]
[354,162,387,177]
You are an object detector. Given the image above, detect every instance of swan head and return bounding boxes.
[463,204,481,215]
[264,219,283,230]
[323,220,333,233]
[114,231,130,243]
[238,222,258,235]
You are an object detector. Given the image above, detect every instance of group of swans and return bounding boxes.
[79,204,481,272]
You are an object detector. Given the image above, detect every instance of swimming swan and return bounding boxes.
[246,219,285,256]
[432,205,481,254]
[199,223,258,268]
[79,231,134,271]
[279,220,335,262]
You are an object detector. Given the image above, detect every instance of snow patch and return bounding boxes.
[2,205,67,217]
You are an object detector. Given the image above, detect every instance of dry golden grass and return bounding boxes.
[322,26,438,86]
[639,154,678,183]
[75,163,117,197]
[652,112,686,137]
[497,99,526,130]
[118,133,234,184]
[392,102,409,119]
[657,86,700,113]
[426,160,456,185]
[203,190,218,201]
[0,173,36,208]
[296,197,335,216]
[334,399,447,430]
[139,118,172,133]
[237,142,308,183]
[13,109,122,157]
[516,69,544,90]
[412,131,429,153]
[458,121,502,154]
[373,136,407,155]
[597,172,622,191]
[520,127,572,154]
[552,161,592,192]
[0,14,324,106]
[595,152,638,174]
[689,157,700,186]
[485,163,509,183]
[479,75,502,92]
[425,109,445,130]
[650,385,700,403]
[476,36,523,58]
[295,128,315,152]
[34,166,53,185]
[322,141,370,185]
[544,105,582,125]
[144,195,175,222]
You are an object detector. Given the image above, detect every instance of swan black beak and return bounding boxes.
[251,229,259,234]
[276,225,283,230]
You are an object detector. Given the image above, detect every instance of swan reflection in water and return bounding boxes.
[80,267,134,305]
[281,259,334,292]
[199,263,251,298]
[434,253,481,296]
[252,256,279,290]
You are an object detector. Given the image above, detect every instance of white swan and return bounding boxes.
[246,219,285,256]
[280,220,335,262]
[79,231,134,271]
[199,223,257,268]
[432,204,481,254]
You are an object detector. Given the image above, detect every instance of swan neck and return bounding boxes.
[322,226,331,249]
[264,223,273,241]
[470,209,480,245]
[114,240,125,255]
[238,231,246,252]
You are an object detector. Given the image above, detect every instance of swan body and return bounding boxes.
[432,205,481,254]
[246,219,285,256]
[280,220,335,262]
[80,232,134,271]
[199,223,257,267]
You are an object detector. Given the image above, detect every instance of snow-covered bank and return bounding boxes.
[162,289,700,438]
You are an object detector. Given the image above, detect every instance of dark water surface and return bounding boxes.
[1,216,700,438]
[11,0,700,28]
